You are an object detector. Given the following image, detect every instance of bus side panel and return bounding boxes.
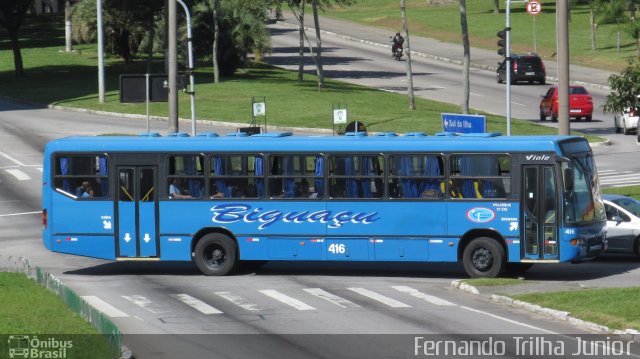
[268,237,325,260]
[50,194,115,260]
[427,238,458,261]
[447,201,519,242]
[51,235,115,260]
[374,238,429,261]
[159,236,191,260]
[325,202,447,236]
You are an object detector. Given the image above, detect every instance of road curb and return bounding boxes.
[450,280,639,337]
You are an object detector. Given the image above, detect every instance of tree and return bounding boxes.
[603,63,640,115]
[192,0,271,76]
[0,0,34,77]
[624,20,640,58]
[70,0,163,64]
[459,0,470,114]
[493,0,499,15]
[599,0,629,53]
[311,0,324,88]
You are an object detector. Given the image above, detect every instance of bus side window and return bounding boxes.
[54,155,109,199]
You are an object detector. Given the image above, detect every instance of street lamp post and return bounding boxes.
[176,0,197,136]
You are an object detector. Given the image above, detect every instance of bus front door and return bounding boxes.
[116,167,158,258]
[522,165,559,261]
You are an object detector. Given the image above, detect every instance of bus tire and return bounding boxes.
[193,233,238,276]
[462,237,505,278]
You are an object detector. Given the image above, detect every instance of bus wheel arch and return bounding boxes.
[192,228,239,276]
[459,230,507,278]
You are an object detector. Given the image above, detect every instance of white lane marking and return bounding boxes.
[303,288,361,308]
[391,286,455,306]
[512,101,527,107]
[598,169,618,174]
[470,92,483,97]
[122,295,170,315]
[460,305,556,334]
[171,294,223,314]
[215,291,260,311]
[347,287,411,308]
[600,173,640,181]
[0,151,26,166]
[258,289,316,311]
[0,211,40,217]
[6,169,30,181]
[80,295,129,318]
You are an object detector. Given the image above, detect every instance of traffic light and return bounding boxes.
[497,29,507,56]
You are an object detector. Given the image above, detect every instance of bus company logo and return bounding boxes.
[525,154,550,161]
[7,335,73,358]
[210,203,380,230]
[466,207,496,223]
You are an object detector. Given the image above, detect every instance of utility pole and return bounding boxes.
[557,0,570,135]
[168,0,178,132]
[97,0,105,104]
[401,0,415,110]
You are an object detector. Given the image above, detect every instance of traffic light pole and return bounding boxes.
[497,4,512,136]
[505,0,511,136]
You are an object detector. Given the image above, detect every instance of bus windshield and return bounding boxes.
[563,154,606,225]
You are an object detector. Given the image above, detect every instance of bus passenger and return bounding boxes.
[169,178,192,199]
[78,181,94,198]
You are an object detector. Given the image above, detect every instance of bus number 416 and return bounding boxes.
[328,243,346,254]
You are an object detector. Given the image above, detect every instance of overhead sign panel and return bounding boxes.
[441,113,486,134]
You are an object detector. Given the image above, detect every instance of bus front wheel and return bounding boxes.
[194,233,238,276]
[462,238,505,278]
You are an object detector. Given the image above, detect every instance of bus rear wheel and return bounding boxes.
[462,237,505,278]
[194,233,238,276]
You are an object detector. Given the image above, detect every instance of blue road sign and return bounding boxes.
[441,113,486,133]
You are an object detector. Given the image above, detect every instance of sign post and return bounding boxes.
[441,113,487,134]
[526,1,542,53]
[332,104,348,135]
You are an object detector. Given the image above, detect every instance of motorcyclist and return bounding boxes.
[392,32,404,56]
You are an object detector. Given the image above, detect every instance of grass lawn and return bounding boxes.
[0,273,119,358]
[325,0,638,72]
[513,288,640,331]
[603,185,640,198]
[0,15,603,141]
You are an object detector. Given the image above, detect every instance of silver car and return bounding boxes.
[604,194,640,257]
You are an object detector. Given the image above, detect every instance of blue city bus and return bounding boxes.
[41,131,607,277]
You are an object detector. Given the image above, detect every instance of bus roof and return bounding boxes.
[44,132,589,155]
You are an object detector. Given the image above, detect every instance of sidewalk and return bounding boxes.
[277,12,614,90]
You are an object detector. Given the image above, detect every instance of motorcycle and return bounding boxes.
[390,36,404,61]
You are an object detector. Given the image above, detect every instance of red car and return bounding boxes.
[539,85,593,122]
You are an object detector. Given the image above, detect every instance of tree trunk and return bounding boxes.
[460,0,470,114]
[212,0,220,83]
[493,0,499,14]
[617,29,620,53]
[590,9,596,50]
[8,28,25,77]
[311,0,324,88]
[401,0,415,110]
[65,0,73,52]
[298,1,305,82]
